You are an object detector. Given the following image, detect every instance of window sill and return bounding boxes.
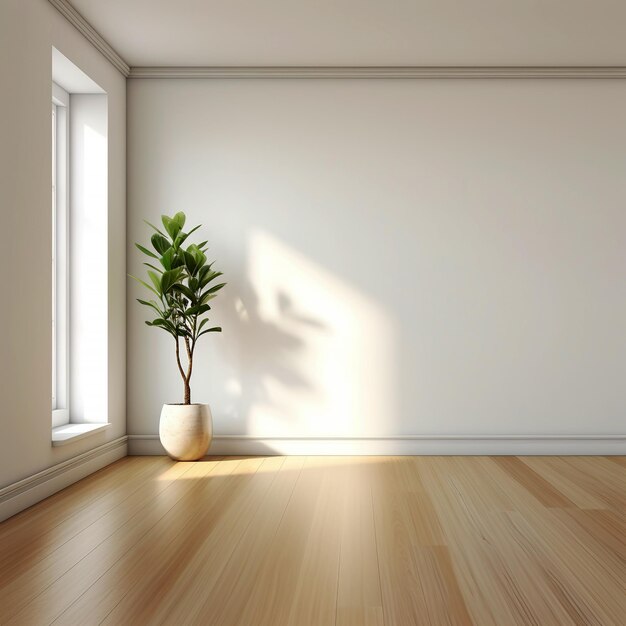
[51,423,111,446]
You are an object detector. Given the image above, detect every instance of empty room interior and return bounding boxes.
[1,1,625,624]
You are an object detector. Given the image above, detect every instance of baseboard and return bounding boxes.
[127,434,626,456]
[0,436,128,523]
[3,433,618,522]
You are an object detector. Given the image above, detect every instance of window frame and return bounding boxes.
[52,82,70,428]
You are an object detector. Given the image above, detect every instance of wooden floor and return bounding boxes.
[0,456,624,625]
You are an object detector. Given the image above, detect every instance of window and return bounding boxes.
[52,83,69,428]
[51,49,110,444]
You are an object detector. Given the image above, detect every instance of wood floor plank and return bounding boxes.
[0,457,164,559]
[284,457,346,626]
[555,508,626,562]
[235,456,340,626]
[504,510,623,625]
[449,459,576,625]
[372,457,474,626]
[417,456,557,625]
[0,458,136,537]
[49,457,244,626]
[5,457,225,625]
[604,455,626,468]
[371,458,430,625]
[98,456,281,625]
[485,458,625,624]
[519,457,608,510]
[560,456,626,513]
[1,454,622,625]
[492,456,575,508]
[0,458,189,620]
[549,508,624,586]
[410,545,474,626]
[189,456,306,626]
[335,457,384,626]
[0,457,171,583]
[448,457,518,513]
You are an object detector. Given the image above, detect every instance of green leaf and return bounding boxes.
[143,262,163,274]
[200,293,217,304]
[184,303,211,317]
[198,265,210,282]
[153,318,178,334]
[199,282,225,304]
[197,318,210,332]
[161,215,174,239]
[147,270,162,295]
[172,284,196,303]
[197,326,222,339]
[135,243,159,259]
[184,250,199,276]
[137,298,164,316]
[161,268,183,294]
[129,274,160,298]
[173,211,186,230]
[174,224,201,249]
[143,220,166,237]
[200,270,223,289]
[188,244,207,268]
[151,233,171,256]
[202,282,226,297]
[146,318,176,337]
[162,212,186,240]
[160,248,175,270]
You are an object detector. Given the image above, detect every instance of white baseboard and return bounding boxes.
[127,434,626,457]
[3,433,618,523]
[0,436,128,523]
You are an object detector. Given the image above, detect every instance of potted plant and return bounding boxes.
[131,211,225,460]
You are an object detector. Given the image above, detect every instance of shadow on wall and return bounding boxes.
[212,278,328,435]
[195,228,399,439]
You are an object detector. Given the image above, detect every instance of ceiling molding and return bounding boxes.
[46,1,625,81]
[128,66,626,79]
[48,0,130,76]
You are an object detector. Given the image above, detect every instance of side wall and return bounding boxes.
[127,78,625,452]
[0,0,126,491]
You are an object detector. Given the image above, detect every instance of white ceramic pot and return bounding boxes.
[159,403,213,461]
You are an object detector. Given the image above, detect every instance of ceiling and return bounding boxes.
[69,0,626,67]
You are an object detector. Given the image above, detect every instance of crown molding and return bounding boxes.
[47,1,625,81]
[48,0,130,76]
[128,66,626,79]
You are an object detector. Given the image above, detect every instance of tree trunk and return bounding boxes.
[184,379,191,405]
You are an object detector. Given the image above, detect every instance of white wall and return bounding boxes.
[0,0,126,488]
[127,78,625,443]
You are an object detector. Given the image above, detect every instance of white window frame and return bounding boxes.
[52,82,70,428]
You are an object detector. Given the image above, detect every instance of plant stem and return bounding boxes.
[184,336,193,405]
[175,337,189,403]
